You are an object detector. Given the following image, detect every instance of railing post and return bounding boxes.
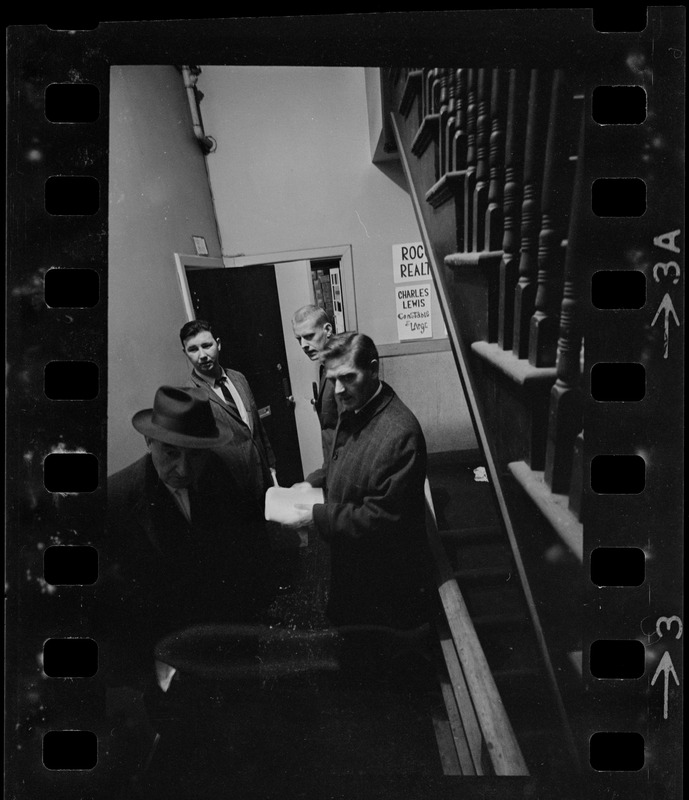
[439,68,455,179]
[453,69,468,251]
[435,69,451,181]
[485,68,507,252]
[512,69,550,358]
[498,69,529,351]
[544,92,586,492]
[463,69,478,254]
[472,68,491,251]
[528,69,573,368]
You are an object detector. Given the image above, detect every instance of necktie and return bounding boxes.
[173,488,191,523]
[216,376,239,415]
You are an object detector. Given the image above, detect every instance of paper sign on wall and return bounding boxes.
[392,242,430,283]
[396,283,432,340]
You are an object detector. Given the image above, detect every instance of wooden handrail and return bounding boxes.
[424,479,529,776]
[391,104,581,774]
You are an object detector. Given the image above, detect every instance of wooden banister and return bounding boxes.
[391,105,580,775]
[425,479,529,776]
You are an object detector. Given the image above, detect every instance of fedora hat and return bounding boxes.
[132,386,232,448]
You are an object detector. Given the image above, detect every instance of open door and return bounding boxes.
[182,262,304,487]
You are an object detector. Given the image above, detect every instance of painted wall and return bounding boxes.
[108,65,224,473]
[197,66,445,345]
[379,351,478,453]
[197,65,476,452]
[108,65,476,471]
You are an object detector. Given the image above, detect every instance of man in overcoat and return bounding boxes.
[101,385,274,687]
[180,319,276,502]
[291,304,339,457]
[291,332,431,630]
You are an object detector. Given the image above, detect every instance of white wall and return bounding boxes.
[108,65,476,468]
[197,66,444,345]
[108,65,224,473]
[198,65,475,451]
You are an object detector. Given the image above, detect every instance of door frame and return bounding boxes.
[174,246,358,477]
[175,245,358,331]
[174,253,226,321]
[224,244,358,331]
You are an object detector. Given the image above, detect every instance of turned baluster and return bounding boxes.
[452,69,468,172]
[435,69,450,181]
[528,69,573,368]
[544,92,586,493]
[440,68,458,177]
[421,68,430,118]
[425,68,441,117]
[485,68,508,251]
[463,69,478,254]
[512,69,551,358]
[472,68,491,252]
[498,69,529,350]
[452,69,468,251]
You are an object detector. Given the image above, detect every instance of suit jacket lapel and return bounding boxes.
[191,370,246,426]
[224,369,254,433]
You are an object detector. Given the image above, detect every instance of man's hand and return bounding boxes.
[281,502,314,530]
[290,481,314,491]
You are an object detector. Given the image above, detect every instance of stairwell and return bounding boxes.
[385,63,590,783]
[426,452,581,784]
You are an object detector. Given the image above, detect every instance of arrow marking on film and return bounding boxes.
[651,651,680,719]
[651,293,680,359]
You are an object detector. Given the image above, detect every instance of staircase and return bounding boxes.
[385,65,592,782]
[426,455,580,785]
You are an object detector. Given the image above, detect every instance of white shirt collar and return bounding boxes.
[194,366,226,386]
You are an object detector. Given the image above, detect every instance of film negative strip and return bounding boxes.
[5,10,684,800]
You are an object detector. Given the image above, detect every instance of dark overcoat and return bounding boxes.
[314,363,339,457]
[99,453,274,684]
[187,367,276,501]
[310,382,431,629]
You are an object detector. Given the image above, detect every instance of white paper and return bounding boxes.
[264,485,324,526]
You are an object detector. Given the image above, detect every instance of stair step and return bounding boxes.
[472,612,527,630]
[462,589,525,626]
[508,461,583,561]
[493,666,541,684]
[455,565,514,585]
[440,526,503,544]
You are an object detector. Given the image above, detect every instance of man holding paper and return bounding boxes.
[275,332,431,630]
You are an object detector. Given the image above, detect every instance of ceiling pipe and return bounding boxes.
[181,65,216,155]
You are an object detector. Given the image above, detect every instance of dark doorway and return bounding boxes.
[185,264,303,486]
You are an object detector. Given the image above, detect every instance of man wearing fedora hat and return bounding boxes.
[100,386,275,687]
